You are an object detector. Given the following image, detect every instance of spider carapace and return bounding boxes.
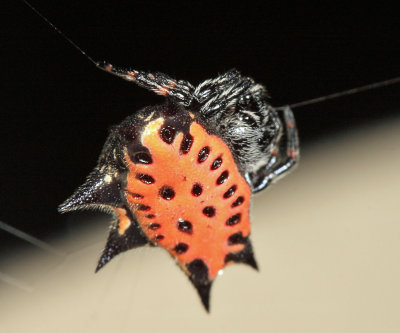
[59,63,299,311]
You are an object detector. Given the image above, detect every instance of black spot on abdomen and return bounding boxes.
[203,206,216,217]
[191,183,203,196]
[159,185,175,200]
[198,146,210,163]
[131,152,153,164]
[137,204,151,211]
[180,133,194,154]
[210,157,222,170]
[228,232,247,245]
[226,213,241,225]
[231,196,244,207]
[178,220,193,234]
[148,223,161,230]
[216,170,229,185]
[174,243,189,254]
[223,185,237,198]
[137,174,155,184]
[160,125,176,144]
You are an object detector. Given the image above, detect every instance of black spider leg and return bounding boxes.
[97,61,194,106]
[193,69,255,117]
[247,106,300,193]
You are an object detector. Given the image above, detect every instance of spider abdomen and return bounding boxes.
[125,117,252,280]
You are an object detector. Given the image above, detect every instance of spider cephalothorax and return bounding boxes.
[192,70,282,179]
[98,64,297,190]
[59,63,299,311]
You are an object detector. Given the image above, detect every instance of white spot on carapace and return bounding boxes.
[145,112,155,122]
[104,174,112,183]
[142,118,164,139]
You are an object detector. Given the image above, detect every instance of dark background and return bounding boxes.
[2,1,399,246]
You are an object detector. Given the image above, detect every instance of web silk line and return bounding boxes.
[288,76,400,109]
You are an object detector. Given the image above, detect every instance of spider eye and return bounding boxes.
[240,114,258,128]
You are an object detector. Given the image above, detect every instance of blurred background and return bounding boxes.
[2,1,400,332]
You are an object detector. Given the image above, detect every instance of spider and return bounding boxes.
[15,0,301,311]
[58,61,299,311]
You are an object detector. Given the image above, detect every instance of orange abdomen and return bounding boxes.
[125,118,251,280]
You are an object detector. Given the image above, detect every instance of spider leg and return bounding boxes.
[97,61,194,106]
[247,106,299,193]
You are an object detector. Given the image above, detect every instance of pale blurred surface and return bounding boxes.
[1,117,400,333]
